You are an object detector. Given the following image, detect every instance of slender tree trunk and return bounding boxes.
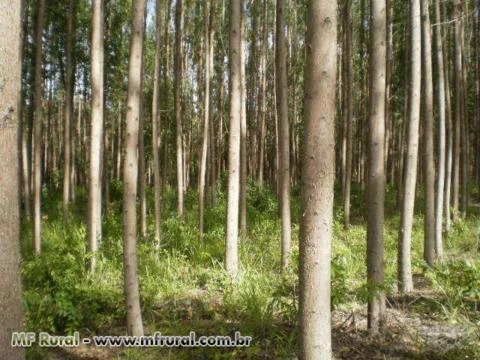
[88,0,104,272]
[343,0,353,228]
[460,13,468,217]
[199,0,216,238]
[384,0,392,179]
[452,0,462,221]
[257,0,267,189]
[398,0,421,293]
[152,0,163,244]
[299,0,337,357]
[63,0,75,220]
[0,1,25,357]
[122,0,146,337]
[239,1,247,236]
[138,61,147,238]
[174,0,184,218]
[421,0,435,266]
[367,0,387,333]
[33,0,46,255]
[434,0,446,259]
[276,0,292,269]
[225,0,242,279]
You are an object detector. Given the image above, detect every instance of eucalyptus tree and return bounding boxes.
[33,0,46,255]
[367,0,387,332]
[225,0,242,278]
[0,1,25,357]
[88,0,104,272]
[299,0,337,357]
[398,0,421,293]
[276,0,292,268]
[122,0,146,336]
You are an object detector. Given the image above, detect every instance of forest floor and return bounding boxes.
[23,185,480,359]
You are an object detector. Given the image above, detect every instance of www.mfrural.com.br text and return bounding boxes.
[11,331,253,348]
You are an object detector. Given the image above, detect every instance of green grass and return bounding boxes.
[21,183,480,359]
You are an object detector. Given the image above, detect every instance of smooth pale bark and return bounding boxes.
[174,0,184,218]
[199,0,216,238]
[63,0,74,220]
[459,13,468,217]
[152,0,162,244]
[452,0,462,221]
[433,0,445,259]
[122,0,146,337]
[88,0,104,273]
[275,0,292,269]
[398,0,421,293]
[138,62,147,238]
[421,0,435,266]
[367,0,387,333]
[342,0,353,228]
[0,1,25,357]
[239,1,247,236]
[299,0,336,358]
[225,0,242,279]
[444,2,453,232]
[33,0,46,256]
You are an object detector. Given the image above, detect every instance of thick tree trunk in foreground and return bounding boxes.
[421,0,435,266]
[276,0,292,269]
[398,0,421,293]
[88,0,104,273]
[225,0,242,279]
[33,0,46,256]
[0,1,25,357]
[367,0,387,333]
[299,0,337,358]
[122,0,146,336]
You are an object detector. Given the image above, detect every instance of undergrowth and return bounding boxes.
[21,184,480,359]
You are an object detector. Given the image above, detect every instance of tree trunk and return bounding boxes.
[225,0,242,279]
[0,1,25,357]
[138,60,147,238]
[152,0,163,244]
[63,0,75,220]
[122,0,146,337]
[239,1,247,236]
[421,0,435,266]
[33,0,46,255]
[398,0,421,293]
[342,0,353,228]
[367,0,387,333]
[433,0,445,259]
[452,0,462,221]
[257,0,267,189]
[199,0,216,239]
[275,0,292,269]
[174,0,185,218]
[88,0,104,273]
[299,0,337,358]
